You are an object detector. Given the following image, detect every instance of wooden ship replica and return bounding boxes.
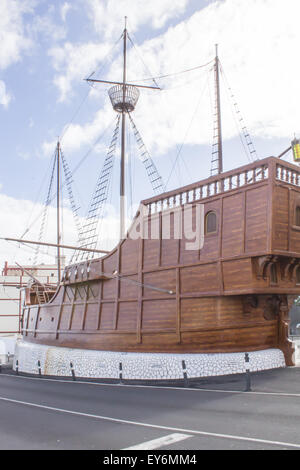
[10,22,300,373]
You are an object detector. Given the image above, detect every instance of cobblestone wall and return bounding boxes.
[14,340,286,380]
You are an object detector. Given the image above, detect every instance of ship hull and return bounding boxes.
[20,158,300,374]
[20,292,295,368]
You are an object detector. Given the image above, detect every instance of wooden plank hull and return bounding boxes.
[23,325,278,354]
[21,157,300,366]
[21,293,292,363]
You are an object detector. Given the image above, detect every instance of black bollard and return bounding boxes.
[37,360,42,376]
[182,360,188,388]
[15,359,19,375]
[244,353,251,392]
[70,362,76,381]
[119,362,123,384]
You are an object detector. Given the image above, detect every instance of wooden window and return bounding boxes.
[205,211,217,234]
[270,263,278,284]
[296,206,300,226]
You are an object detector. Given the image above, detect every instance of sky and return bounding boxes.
[0,0,300,269]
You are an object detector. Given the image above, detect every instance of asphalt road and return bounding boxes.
[1,367,300,451]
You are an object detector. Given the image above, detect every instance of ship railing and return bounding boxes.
[276,163,300,187]
[143,160,269,215]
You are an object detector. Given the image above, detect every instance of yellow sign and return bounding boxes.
[292,139,300,161]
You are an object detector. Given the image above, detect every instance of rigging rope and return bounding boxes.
[33,150,57,265]
[61,150,84,247]
[21,32,214,249]
[131,59,215,85]
[126,32,160,89]
[21,35,125,254]
[127,112,165,195]
[165,76,209,190]
[60,33,123,143]
[19,116,117,241]
[5,239,56,261]
[19,31,259,269]
[126,22,213,88]
[210,60,222,176]
[220,62,258,163]
[20,154,57,241]
[127,122,134,219]
[72,114,121,263]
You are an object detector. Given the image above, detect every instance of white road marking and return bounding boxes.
[0,394,299,449]
[123,433,191,450]
[1,373,300,398]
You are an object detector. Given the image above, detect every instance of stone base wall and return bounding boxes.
[0,337,16,365]
[13,340,286,380]
[292,338,300,365]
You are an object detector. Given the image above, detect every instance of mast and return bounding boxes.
[215,44,223,174]
[84,18,160,246]
[56,141,61,282]
[120,17,127,240]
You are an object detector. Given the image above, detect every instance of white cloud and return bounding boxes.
[49,41,112,101]
[48,0,189,101]
[0,0,33,70]
[0,80,12,108]
[61,2,72,22]
[0,192,121,269]
[18,150,31,161]
[0,1,68,110]
[31,6,67,43]
[45,0,300,159]
[85,0,189,39]
[0,194,45,268]
[42,103,115,157]
[0,0,35,109]
[123,0,300,151]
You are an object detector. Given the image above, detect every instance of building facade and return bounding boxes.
[0,262,60,337]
